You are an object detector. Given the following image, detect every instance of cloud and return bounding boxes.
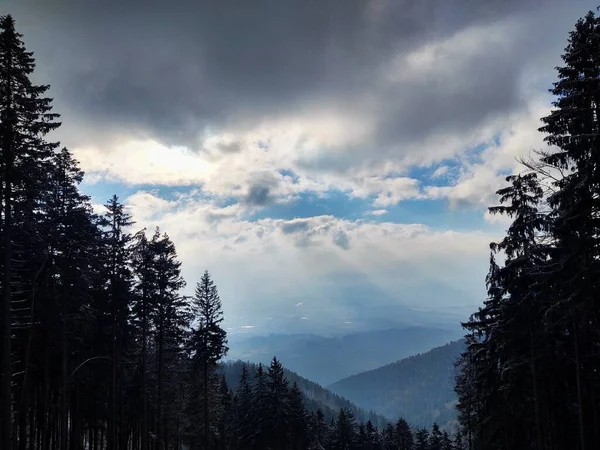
[242,171,281,206]
[5,0,596,333]
[8,0,592,199]
[432,166,449,179]
[423,96,552,207]
[111,189,499,329]
[216,141,242,154]
[333,230,350,250]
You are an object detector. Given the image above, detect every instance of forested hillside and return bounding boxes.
[330,340,464,430]
[219,360,389,429]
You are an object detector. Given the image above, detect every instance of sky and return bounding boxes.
[3,0,596,335]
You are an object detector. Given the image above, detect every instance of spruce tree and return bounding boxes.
[365,420,381,450]
[309,408,329,450]
[537,10,600,450]
[264,357,291,449]
[441,431,453,450]
[428,423,442,450]
[453,431,464,450]
[381,423,395,450]
[188,270,227,450]
[414,429,429,450]
[251,363,268,450]
[0,14,60,450]
[236,364,254,450]
[331,409,357,450]
[455,8,600,450]
[395,418,413,450]
[289,382,309,450]
[102,195,134,450]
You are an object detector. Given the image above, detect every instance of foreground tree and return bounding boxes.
[188,270,228,450]
[456,8,600,450]
[0,13,60,450]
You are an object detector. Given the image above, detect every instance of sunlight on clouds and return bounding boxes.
[385,18,520,84]
[349,176,421,207]
[74,139,215,185]
[112,186,500,329]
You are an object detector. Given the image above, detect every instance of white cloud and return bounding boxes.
[432,166,449,178]
[117,189,499,329]
[348,176,422,207]
[423,96,551,208]
[369,209,388,216]
[484,210,513,226]
[385,18,520,85]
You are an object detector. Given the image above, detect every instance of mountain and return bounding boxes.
[328,339,465,430]
[226,326,464,385]
[218,360,390,429]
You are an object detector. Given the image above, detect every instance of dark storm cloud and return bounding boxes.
[333,231,350,250]
[244,184,273,206]
[241,171,281,206]
[4,0,593,155]
[217,141,242,154]
[281,221,310,235]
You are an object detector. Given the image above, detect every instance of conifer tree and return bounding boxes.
[236,364,253,450]
[441,431,453,450]
[0,14,60,450]
[251,363,268,450]
[331,409,357,450]
[455,8,600,450]
[414,429,429,450]
[102,195,134,450]
[536,10,600,450]
[381,423,395,450]
[216,375,234,450]
[395,418,413,450]
[453,431,464,450]
[428,423,443,450]
[289,382,309,450]
[309,408,329,450]
[188,270,227,450]
[265,357,291,449]
[365,420,381,450]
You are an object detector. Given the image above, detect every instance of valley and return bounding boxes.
[226,325,463,385]
[225,328,464,430]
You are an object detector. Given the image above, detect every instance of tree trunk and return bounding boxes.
[42,341,51,450]
[574,323,587,450]
[18,389,27,450]
[203,362,209,450]
[141,311,148,450]
[109,322,117,450]
[1,41,15,450]
[61,322,68,450]
[157,320,164,450]
[530,334,543,450]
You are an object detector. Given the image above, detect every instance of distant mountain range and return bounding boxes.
[218,360,390,429]
[327,339,465,430]
[226,326,464,385]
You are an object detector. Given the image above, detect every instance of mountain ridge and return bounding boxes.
[218,359,391,429]
[327,339,465,430]
[226,326,464,385]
